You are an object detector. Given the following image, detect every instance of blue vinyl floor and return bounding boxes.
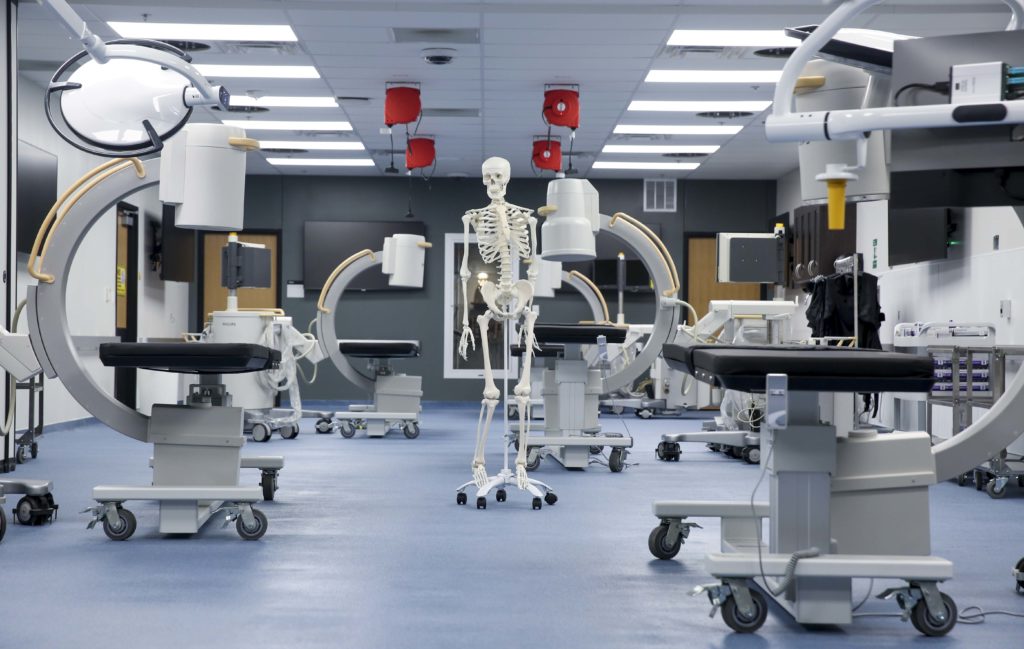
[1,401,1022,649]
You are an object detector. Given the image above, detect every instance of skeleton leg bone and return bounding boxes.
[472,310,500,488]
[514,308,538,490]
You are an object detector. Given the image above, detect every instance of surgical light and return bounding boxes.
[540,178,600,262]
[108,22,298,42]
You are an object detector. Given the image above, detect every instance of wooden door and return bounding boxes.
[202,232,279,321]
[687,236,762,321]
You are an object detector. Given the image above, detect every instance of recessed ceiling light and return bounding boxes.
[259,140,364,151]
[267,158,376,167]
[230,96,338,108]
[629,100,771,113]
[108,22,298,42]
[221,120,352,131]
[602,144,719,154]
[194,64,320,79]
[667,30,798,48]
[645,70,784,84]
[593,161,700,170]
[614,124,743,136]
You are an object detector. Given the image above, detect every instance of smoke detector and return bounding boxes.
[422,48,456,65]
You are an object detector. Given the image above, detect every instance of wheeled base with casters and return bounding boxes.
[315,412,420,439]
[1015,557,1024,594]
[1,478,59,528]
[245,409,301,443]
[149,455,283,502]
[525,433,632,472]
[657,429,761,464]
[84,486,268,540]
[961,459,1024,499]
[456,468,558,511]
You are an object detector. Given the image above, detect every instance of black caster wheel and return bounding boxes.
[648,523,682,560]
[721,590,768,633]
[1018,476,1024,489]
[707,443,721,453]
[544,492,558,506]
[260,472,278,501]
[526,453,541,471]
[30,442,39,459]
[476,497,487,510]
[236,508,268,541]
[280,424,299,440]
[0,506,5,542]
[955,473,967,486]
[15,446,25,464]
[986,479,1008,499]
[590,445,604,455]
[315,418,334,434]
[741,447,761,465]
[15,496,45,526]
[251,423,272,443]
[456,492,468,506]
[102,507,137,541]
[532,497,542,510]
[403,422,420,439]
[339,422,357,439]
[496,489,507,503]
[1015,557,1024,594]
[910,592,957,637]
[609,449,626,473]
[974,470,987,491]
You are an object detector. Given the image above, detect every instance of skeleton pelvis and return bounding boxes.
[480,280,534,318]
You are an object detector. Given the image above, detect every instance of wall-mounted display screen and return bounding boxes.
[16,141,58,254]
[303,220,427,291]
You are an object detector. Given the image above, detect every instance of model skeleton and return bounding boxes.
[458,157,544,495]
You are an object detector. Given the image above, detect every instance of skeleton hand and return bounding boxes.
[472,462,488,489]
[458,326,476,360]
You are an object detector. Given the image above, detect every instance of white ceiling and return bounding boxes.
[15,0,1016,180]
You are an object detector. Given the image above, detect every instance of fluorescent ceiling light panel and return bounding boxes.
[267,158,376,167]
[667,30,798,47]
[221,120,351,131]
[645,69,784,84]
[614,124,743,135]
[194,64,319,79]
[628,100,772,112]
[259,140,364,150]
[593,161,700,170]
[229,96,338,108]
[602,144,719,154]
[108,22,298,41]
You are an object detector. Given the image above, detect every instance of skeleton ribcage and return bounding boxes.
[474,208,531,264]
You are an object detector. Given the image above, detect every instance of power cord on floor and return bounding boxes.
[958,606,1024,624]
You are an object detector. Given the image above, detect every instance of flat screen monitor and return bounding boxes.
[592,259,652,292]
[888,207,950,266]
[303,220,427,291]
[16,141,58,254]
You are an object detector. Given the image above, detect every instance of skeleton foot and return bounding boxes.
[516,462,530,490]
[473,463,489,489]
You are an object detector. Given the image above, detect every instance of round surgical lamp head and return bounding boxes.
[540,178,599,262]
[46,40,207,157]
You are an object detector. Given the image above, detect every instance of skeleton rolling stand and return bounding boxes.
[455,157,557,510]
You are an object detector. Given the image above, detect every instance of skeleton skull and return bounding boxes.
[482,156,511,200]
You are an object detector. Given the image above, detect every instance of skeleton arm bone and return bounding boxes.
[458,212,476,359]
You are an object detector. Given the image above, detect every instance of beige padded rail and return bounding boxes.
[609,212,680,298]
[568,270,612,325]
[317,249,376,314]
[29,158,145,283]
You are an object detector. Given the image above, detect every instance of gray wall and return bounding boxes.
[241,175,776,401]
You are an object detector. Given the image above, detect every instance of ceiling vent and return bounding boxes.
[660,45,762,60]
[697,111,754,120]
[392,28,480,44]
[644,179,677,213]
[661,152,707,159]
[260,147,308,154]
[421,107,480,118]
[218,41,300,55]
[159,39,210,53]
[215,105,271,113]
[754,47,795,59]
